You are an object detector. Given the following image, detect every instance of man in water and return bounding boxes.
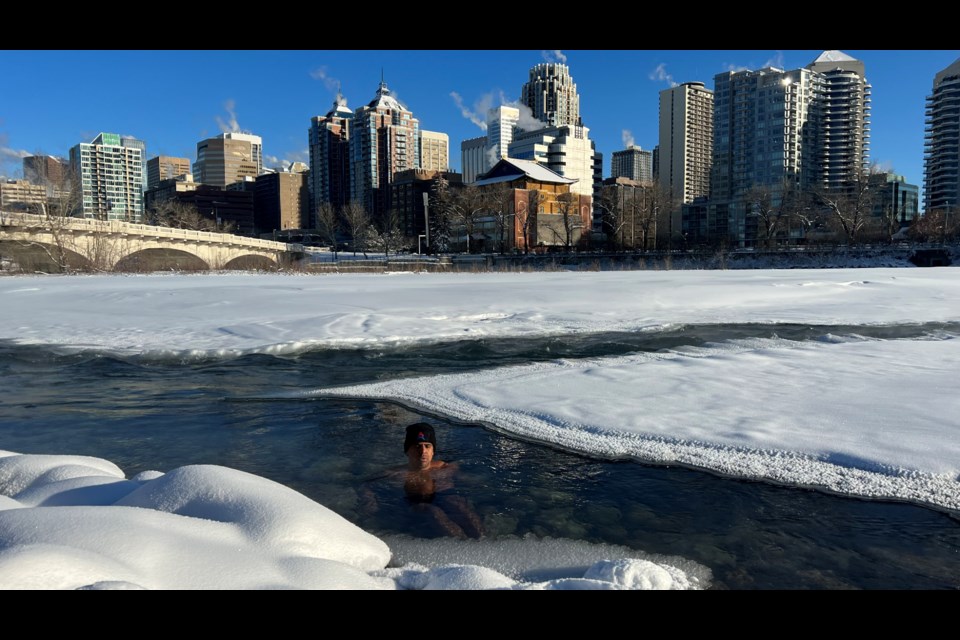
[402,422,450,500]
[400,422,484,539]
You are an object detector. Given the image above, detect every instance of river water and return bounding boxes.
[1,323,958,589]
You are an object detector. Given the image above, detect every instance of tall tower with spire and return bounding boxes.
[520,63,581,128]
[511,61,600,226]
[924,58,960,212]
[308,89,353,221]
[349,78,420,217]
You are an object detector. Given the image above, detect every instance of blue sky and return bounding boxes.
[2,50,957,194]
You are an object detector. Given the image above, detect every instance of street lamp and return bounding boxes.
[211,200,228,231]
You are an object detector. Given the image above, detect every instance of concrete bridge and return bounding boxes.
[0,211,303,272]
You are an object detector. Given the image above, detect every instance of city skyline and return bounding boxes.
[2,50,958,199]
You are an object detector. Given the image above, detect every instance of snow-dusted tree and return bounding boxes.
[372,207,406,259]
[428,174,454,254]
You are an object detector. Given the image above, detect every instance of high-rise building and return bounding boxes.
[712,50,870,199]
[309,94,352,221]
[147,156,191,190]
[22,155,65,187]
[521,63,581,127]
[709,66,819,245]
[460,136,487,184]
[69,132,145,221]
[807,51,872,191]
[118,137,148,192]
[458,106,521,184]
[611,145,653,183]
[487,105,520,162]
[924,58,960,212]
[711,68,820,201]
[658,81,713,204]
[419,130,449,172]
[194,133,262,188]
[222,132,262,176]
[513,62,601,228]
[704,50,871,246]
[349,79,420,217]
[255,170,309,233]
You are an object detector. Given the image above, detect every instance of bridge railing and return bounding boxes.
[1,211,294,251]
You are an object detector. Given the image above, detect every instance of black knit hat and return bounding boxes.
[404,423,437,453]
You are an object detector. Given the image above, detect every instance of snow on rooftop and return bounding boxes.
[814,50,858,63]
[474,157,577,187]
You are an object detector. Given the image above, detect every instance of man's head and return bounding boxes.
[404,423,437,470]
[404,423,437,453]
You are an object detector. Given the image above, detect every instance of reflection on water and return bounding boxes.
[1,324,959,589]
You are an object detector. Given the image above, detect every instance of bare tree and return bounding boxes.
[15,162,85,272]
[315,201,340,259]
[874,201,902,244]
[814,170,880,245]
[517,189,541,255]
[908,206,960,244]
[85,220,133,272]
[553,191,582,251]
[636,182,670,251]
[342,200,371,257]
[595,188,628,250]
[148,200,235,233]
[746,179,802,248]
[483,182,515,255]
[448,185,487,253]
[598,184,657,251]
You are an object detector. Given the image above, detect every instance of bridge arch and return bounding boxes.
[0,239,92,273]
[223,254,278,270]
[114,248,209,272]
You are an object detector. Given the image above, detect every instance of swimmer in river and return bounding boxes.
[360,422,484,539]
